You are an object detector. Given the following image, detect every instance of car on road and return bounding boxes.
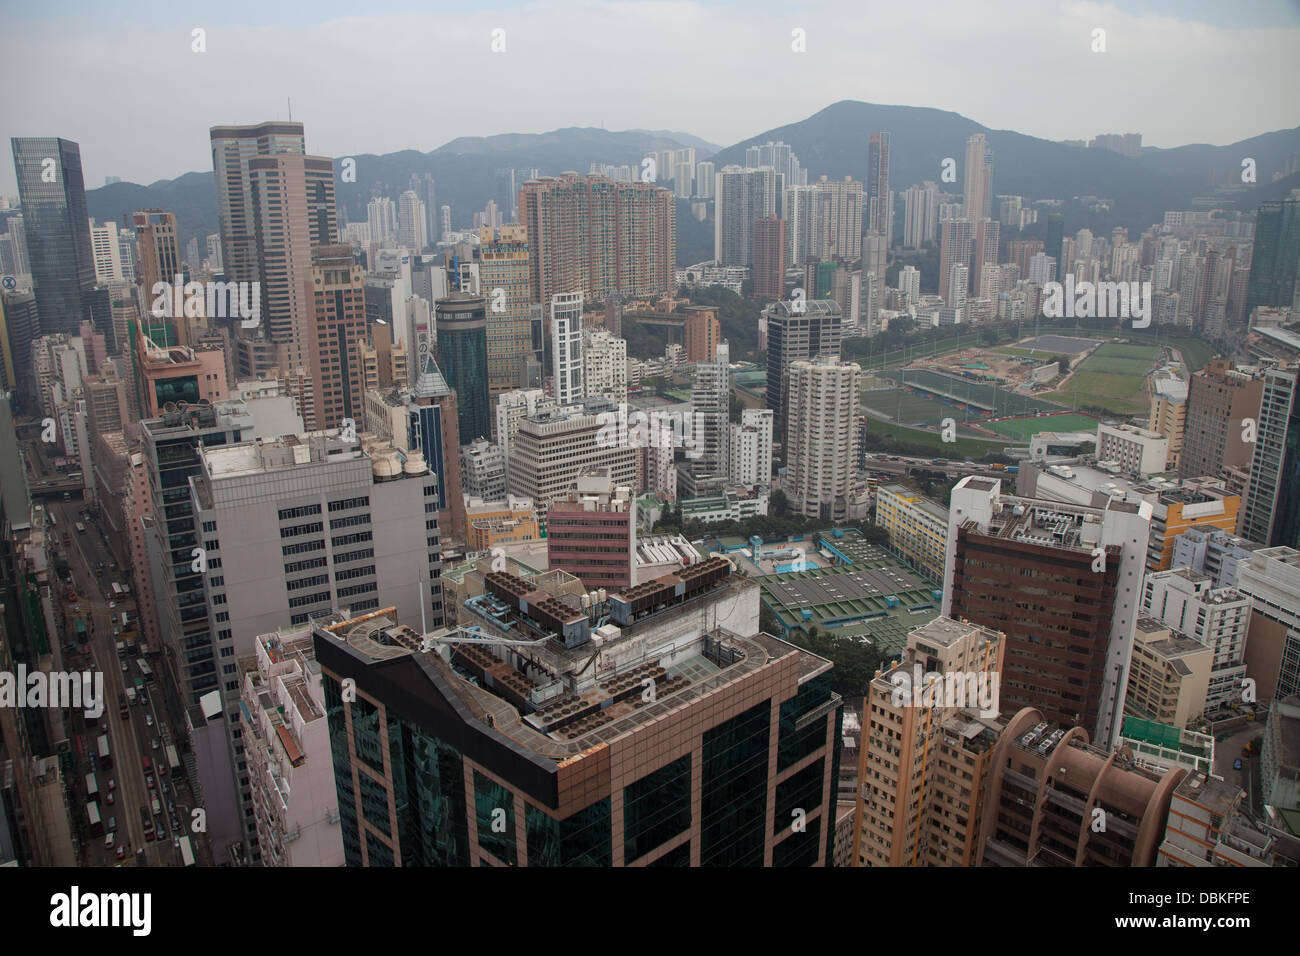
[1234,757,1243,770]
[107,778,115,790]
[147,775,155,789]
[103,833,114,850]
[120,660,128,673]
[115,845,126,860]
[172,835,180,849]
[151,738,160,751]
[160,779,169,796]
[105,791,114,805]
[170,816,180,834]
[107,816,116,833]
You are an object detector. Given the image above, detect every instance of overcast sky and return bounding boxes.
[3,0,1299,194]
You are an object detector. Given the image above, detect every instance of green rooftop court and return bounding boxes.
[756,529,943,659]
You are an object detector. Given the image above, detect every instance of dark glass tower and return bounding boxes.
[1247,199,1300,312]
[435,293,490,445]
[1045,212,1065,279]
[10,137,96,335]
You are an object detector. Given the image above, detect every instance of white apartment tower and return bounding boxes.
[551,292,585,407]
[729,407,773,486]
[786,357,860,521]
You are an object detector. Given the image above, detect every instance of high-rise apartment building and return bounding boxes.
[939,218,973,302]
[764,298,841,448]
[435,292,491,444]
[1141,567,1250,707]
[784,184,831,266]
[1148,377,1188,471]
[305,244,366,429]
[397,190,428,252]
[494,387,554,475]
[581,327,627,405]
[312,563,841,866]
[366,196,397,246]
[853,617,1004,867]
[11,137,96,335]
[518,174,675,303]
[681,341,730,498]
[1170,527,1260,588]
[550,292,584,408]
[945,476,1152,747]
[460,438,506,501]
[903,182,939,248]
[785,358,860,522]
[133,209,183,330]
[1179,360,1264,481]
[962,133,993,222]
[88,219,124,282]
[1236,546,1300,701]
[866,132,891,241]
[714,166,778,267]
[810,176,863,262]
[972,218,1000,297]
[1239,364,1299,548]
[752,216,786,300]
[209,122,306,285]
[1045,213,1065,281]
[728,407,773,487]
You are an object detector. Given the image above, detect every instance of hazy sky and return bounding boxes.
[3,0,1299,194]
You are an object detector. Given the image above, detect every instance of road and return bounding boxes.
[56,498,187,867]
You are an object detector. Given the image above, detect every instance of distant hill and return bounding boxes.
[710,100,1300,234]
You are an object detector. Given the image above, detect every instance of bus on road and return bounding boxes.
[178,835,195,867]
[85,773,99,801]
[138,659,153,683]
[87,801,103,837]
[96,734,112,770]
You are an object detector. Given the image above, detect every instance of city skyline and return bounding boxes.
[2,0,1300,194]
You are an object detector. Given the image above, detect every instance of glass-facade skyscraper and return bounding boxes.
[10,137,96,335]
[1240,365,1300,549]
[434,292,490,445]
[1247,199,1300,312]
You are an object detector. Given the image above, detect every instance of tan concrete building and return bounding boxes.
[1124,618,1211,728]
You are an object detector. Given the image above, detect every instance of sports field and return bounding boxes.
[982,413,1101,440]
[861,388,957,426]
[1044,342,1161,414]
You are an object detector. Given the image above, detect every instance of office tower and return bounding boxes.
[962,133,993,222]
[714,166,778,267]
[972,218,1000,297]
[728,407,773,486]
[861,231,887,305]
[360,321,407,391]
[7,214,30,275]
[694,160,714,199]
[314,557,840,866]
[902,182,939,248]
[681,341,730,497]
[785,357,859,521]
[810,176,863,262]
[2,290,39,390]
[11,137,95,335]
[1239,365,1299,547]
[88,220,124,282]
[495,387,554,472]
[493,167,517,223]
[440,204,452,241]
[752,216,785,300]
[581,327,627,405]
[1148,377,1188,470]
[507,408,636,509]
[550,291,584,408]
[1247,199,1300,313]
[303,244,366,429]
[210,122,306,284]
[546,468,636,587]
[477,225,532,394]
[979,708,1183,866]
[764,298,841,447]
[945,476,1152,747]
[1045,212,1065,280]
[1171,527,1260,588]
[190,429,444,862]
[132,208,183,328]
[205,233,222,271]
[852,617,1003,867]
[938,218,973,302]
[247,154,337,379]
[434,292,491,444]
[519,174,675,303]
[397,190,428,251]
[1179,360,1265,481]
[866,132,891,241]
[459,438,506,500]
[1236,546,1300,700]
[784,184,831,266]
[366,196,397,246]
[1142,567,1250,707]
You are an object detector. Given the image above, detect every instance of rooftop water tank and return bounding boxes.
[372,451,401,480]
[403,448,428,475]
